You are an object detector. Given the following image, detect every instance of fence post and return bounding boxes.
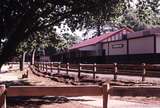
[93,63,96,79]
[0,85,6,108]
[50,62,53,73]
[37,62,39,72]
[78,63,81,78]
[57,62,61,74]
[46,62,48,72]
[39,62,40,71]
[102,83,110,108]
[66,62,69,75]
[142,63,146,82]
[43,62,45,71]
[113,63,118,81]
[40,62,42,71]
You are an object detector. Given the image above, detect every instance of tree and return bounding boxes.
[16,27,60,53]
[82,24,118,39]
[54,24,81,50]
[116,0,160,31]
[0,0,126,67]
[78,0,126,37]
[17,27,60,65]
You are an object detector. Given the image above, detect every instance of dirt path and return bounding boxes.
[1,65,99,108]
[1,65,160,108]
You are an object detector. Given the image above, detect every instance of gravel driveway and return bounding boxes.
[1,64,160,108]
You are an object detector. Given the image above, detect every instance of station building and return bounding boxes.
[54,27,160,64]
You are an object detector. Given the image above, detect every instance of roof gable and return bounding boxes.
[70,27,133,50]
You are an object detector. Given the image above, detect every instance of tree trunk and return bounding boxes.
[31,49,36,65]
[20,51,27,71]
[0,28,28,69]
[0,8,38,69]
[20,58,23,71]
[0,39,19,69]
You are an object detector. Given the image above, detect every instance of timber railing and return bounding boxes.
[34,62,160,82]
[1,84,160,108]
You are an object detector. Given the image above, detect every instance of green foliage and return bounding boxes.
[56,33,80,50]
[16,27,60,54]
[77,0,126,36]
[116,0,160,31]
[0,0,126,65]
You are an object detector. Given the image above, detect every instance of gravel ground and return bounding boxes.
[0,65,99,108]
[1,64,160,108]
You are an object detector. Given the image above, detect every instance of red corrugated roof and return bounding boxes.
[70,27,133,50]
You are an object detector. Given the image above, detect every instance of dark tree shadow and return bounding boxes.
[0,71,9,74]
[7,96,95,108]
[0,80,33,87]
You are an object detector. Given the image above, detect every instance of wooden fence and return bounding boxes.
[34,62,160,82]
[1,84,160,108]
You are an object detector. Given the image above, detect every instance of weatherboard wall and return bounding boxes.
[102,43,109,56]
[68,28,160,63]
[79,45,97,51]
[156,35,160,53]
[128,36,154,54]
[108,40,127,55]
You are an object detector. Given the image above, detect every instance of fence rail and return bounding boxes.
[1,84,160,108]
[7,86,102,97]
[34,62,160,82]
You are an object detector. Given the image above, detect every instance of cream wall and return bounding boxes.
[79,45,97,51]
[108,40,127,55]
[102,43,109,55]
[156,35,160,53]
[129,36,154,54]
[78,31,158,56]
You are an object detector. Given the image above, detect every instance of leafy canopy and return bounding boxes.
[116,0,160,31]
[0,0,126,65]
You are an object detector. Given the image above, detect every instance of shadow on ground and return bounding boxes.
[0,80,33,87]
[7,96,93,108]
[0,71,9,74]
